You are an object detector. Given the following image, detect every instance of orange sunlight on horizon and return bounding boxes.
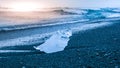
[9,2,45,12]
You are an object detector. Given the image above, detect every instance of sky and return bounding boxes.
[0,0,120,8]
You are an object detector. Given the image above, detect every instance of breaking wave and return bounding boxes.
[52,9,78,15]
[0,19,88,32]
[1,8,120,32]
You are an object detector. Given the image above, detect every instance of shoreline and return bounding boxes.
[0,20,120,68]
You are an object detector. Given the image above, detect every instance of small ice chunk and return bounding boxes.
[34,30,72,53]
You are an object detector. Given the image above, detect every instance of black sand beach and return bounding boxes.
[0,21,120,68]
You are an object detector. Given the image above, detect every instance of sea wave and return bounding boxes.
[0,19,88,32]
[1,8,120,32]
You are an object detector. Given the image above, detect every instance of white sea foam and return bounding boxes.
[0,32,54,48]
[72,22,112,33]
[0,50,33,53]
[63,8,87,14]
[0,18,88,32]
[107,14,120,18]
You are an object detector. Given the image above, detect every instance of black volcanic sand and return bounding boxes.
[0,22,120,68]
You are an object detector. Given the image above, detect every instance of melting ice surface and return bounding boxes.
[34,30,72,53]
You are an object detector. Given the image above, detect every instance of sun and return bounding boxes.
[10,2,43,12]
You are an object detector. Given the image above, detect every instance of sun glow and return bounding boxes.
[10,2,43,12]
